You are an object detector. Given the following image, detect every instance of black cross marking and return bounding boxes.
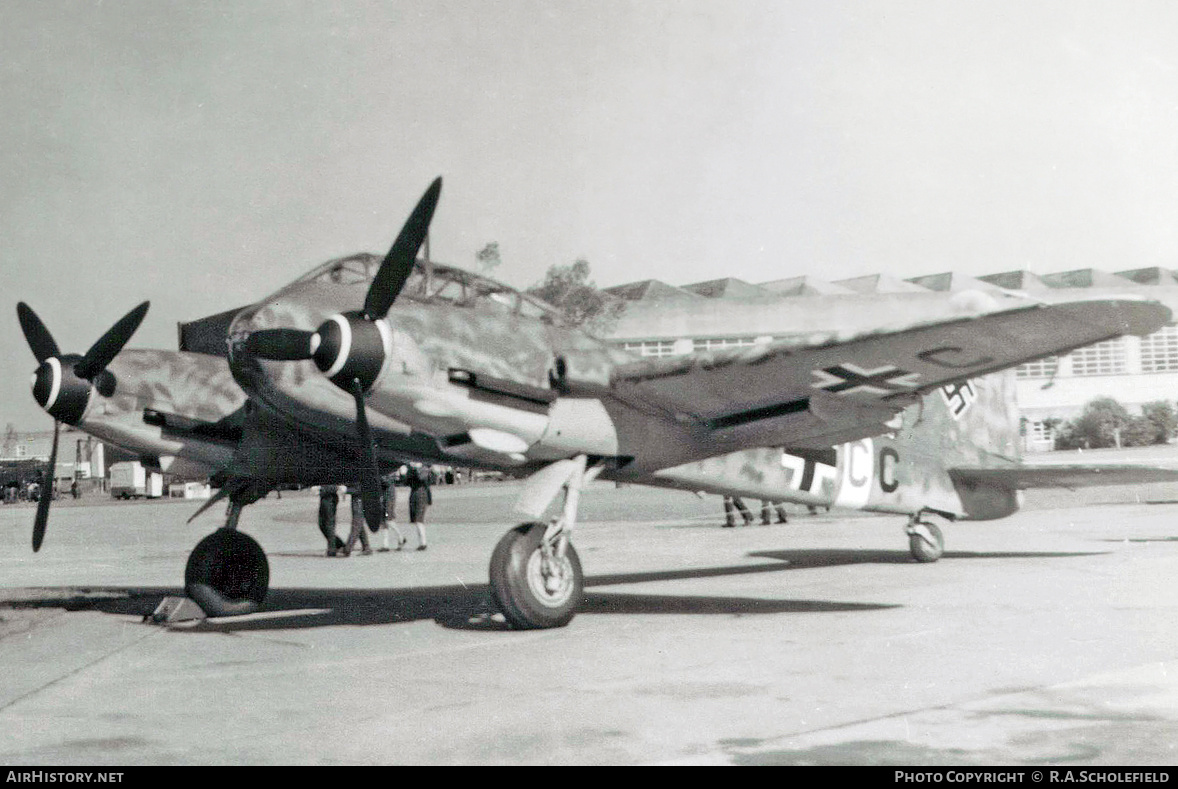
[782,448,838,494]
[812,364,919,395]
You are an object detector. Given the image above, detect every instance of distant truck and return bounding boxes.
[109,462,163,499]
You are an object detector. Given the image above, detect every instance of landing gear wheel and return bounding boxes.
[185,529,270,617]
[908,521,944,563]
[489,522,582,630]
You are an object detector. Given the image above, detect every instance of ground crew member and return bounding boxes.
[761,500,788,524]
[378,474,406,551]
[407,463,432,550]
[723,495,754,527]
[318,485,344,556]
[342,484,372,556]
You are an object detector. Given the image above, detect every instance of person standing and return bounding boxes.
[406,463,432,550]
[760,500,788,524]
[378,474,406,551]
[342,484,372,556]
[318,485,344,556]
[723,495,754,527]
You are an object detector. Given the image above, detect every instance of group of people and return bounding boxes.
[318,464,433,557]
[722,496,788,527]
[722,496,829,526]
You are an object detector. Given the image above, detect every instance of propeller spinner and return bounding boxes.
[17,300,150,551]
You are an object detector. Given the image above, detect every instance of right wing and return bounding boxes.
[610,296,1170,449]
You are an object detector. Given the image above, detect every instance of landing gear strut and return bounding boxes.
[906,508,948,563]
[489,455,588,629]
[185,494,270,617]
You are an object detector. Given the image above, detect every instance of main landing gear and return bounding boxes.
[185,492,270,617]
[905,507,951,563]
[489,455,588,629]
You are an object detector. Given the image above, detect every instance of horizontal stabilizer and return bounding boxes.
[950,464,1178,490]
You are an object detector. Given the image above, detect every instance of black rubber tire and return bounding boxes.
[184,530,269,617]
[489,523,582,630]
[909,521,944,563]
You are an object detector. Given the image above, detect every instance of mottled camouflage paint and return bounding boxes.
[232,257,635,461]
[237,255,1160,518]
[870,372,1021,519]
[73,350,244,475]
[638,372,1021,520]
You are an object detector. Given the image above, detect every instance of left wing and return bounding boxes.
[610,296,1168,448]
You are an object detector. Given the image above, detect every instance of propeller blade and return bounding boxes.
[244,328,318,361]
[75,301,150,380]
[349,379,385,531]
[364,177,443,320]
[16,303,61,363]
[32,421,60,552]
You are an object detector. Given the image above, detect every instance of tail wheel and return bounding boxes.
[185,529,269,617]
[908,521,944,563]
[489,522,582,630]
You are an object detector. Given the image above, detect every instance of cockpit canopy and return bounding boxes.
[295,253,560,321]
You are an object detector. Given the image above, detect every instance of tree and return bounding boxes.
[476,242,502,274]
[1055,397,1131,449]
[1136,401,1177,445]
[1053,397,1175,449]
[526,258,625,332]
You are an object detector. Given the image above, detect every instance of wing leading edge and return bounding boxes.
[610,296,1170,446]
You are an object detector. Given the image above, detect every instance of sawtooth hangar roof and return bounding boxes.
[605,267,1178,303]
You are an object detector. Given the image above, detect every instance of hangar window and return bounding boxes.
[1140,324,1178,373]
[621,340,677,358]
[1029,420,1055,443]
[1015,356,1058,379]
[1070,338,1126,376]
[693,337,757,352]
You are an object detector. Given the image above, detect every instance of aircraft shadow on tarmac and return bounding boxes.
[746,547,1106,569]
[1,582,894,634]
[2,546,1100,633]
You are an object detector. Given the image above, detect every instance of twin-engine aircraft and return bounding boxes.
[18,178,1178,628]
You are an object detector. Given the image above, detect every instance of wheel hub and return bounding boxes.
[527,548,575,606]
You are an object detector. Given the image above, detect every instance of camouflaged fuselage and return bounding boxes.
[229,262,711,472]
[635,372,1022,520]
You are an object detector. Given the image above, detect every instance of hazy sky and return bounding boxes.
[5,1,1178,428]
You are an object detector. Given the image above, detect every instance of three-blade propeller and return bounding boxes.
[245,177,443,530]
[244,177,442,364]
[17,301,150,551]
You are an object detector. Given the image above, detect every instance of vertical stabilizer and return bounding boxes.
[871,371,1023,519]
